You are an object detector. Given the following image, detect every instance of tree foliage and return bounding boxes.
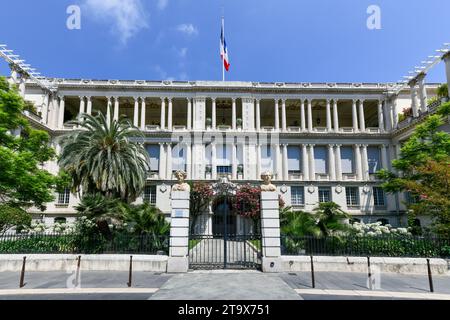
[58,112,149,202]
[0,204,32,235]
[377,102,450,235]
[0,77,57,210]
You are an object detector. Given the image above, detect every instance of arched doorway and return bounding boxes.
[212,198,237,236]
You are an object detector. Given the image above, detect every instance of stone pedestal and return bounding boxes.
[167,191,190,273]
[260,191,282,272]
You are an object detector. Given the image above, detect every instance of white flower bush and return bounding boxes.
[350,221,411,237]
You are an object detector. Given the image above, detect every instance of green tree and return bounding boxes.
[377,102,450,235]
[58,112,149,202]
[0,77,57,211]
[312,202,350,237]
[189,182,213,233]
[0,204,32,235]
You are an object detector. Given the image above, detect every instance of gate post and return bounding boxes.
[167,171,190,273]
[260,172,282,272]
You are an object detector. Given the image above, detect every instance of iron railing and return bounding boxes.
[281,235,450,258]
[0,233,169,255]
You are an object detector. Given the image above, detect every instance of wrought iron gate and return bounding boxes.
[188,179,262,270]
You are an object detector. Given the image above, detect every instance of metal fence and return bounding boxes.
[281,235,450,258]
[0,233,170,255]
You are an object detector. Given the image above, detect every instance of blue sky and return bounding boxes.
[0,0,449,83]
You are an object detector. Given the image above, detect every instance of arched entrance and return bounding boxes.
[188,178,262,270]
[212,198,237,236]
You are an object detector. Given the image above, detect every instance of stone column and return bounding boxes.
[352,99,359,132]
[260,191,282,272]
[160,98,166,130]
[50,93,59,128]
[159,143,166,179]
[307,99,313,132]
[333,99,339,132]
[232,98,237,130]
[58,96,65,129]
[211,98,216,130]
[167,190,190,273]
[355,144,362,181]
[392,97,399,129]
[232,142,237,180]
[18,75,27,97]
[86,96,92,116]
[106,97,112,124]
[140,98,146,131]
[256,99,261,131]
[274,99,280,130]
[300,99,306,132]
[309,144,315,181]
[167,98,173,131]
[302,144,309,181]
[378,100,385,132]
[166,143,172,179]
[417,73,428,113]
[256,144,262,179]
[79,96,86,116]
[444,52,450,93]
[211,143,217,180]
[274,144,282,180]
[186,143,192,179]
[358,99,366,132]
[41,93,49,125]
[326,99,332,132]
[335,144,342,181]
[281,99,287,132]
[282,144,288,181]
[328,144,336,181]
[385,99,393,131]
[113,97,120,121]
[380,144,388,170]
[187,98,192,130]
[361,144,369,181]
[410,81,419,117]
[133,97,139,127]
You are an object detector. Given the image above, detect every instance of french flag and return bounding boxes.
[220,20,230,72]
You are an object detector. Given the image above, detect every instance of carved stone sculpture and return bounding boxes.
[260,171,277,192]
[172,170,190,192]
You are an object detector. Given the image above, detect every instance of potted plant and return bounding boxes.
[236,118,243,128]
[205,117,212,127]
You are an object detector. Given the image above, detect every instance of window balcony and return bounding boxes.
[341,127,354,133]
[367,127,380,133]
[342,173,357,181]
[145,125,160,131]
[217,125,231,131]
[315,173,330,181]
[173,125,186,131]
[287,126,301,133]
[288,171,303,181]
[261,126,274,132]
[314,127,327,133]
[147,171,159,179]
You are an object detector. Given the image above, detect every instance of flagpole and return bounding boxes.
[222,16,225,82]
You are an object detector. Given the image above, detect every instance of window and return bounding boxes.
[314,146,328,174]
[345,187,360,207]
[287,146,301,173]
[217,166,232,175]
[405,192,419,204]
[146,145,160,172]
[318,187,332,203]
[291,186,305,206]
[172,145,186,172]
[377,218,389,226]
[341,147,354,174]
[54,217,67,224]
[368,147,381,174]
[261,145,273,172]
[373,187,386,207]
[58,188,70,205]
[143,186,157,205]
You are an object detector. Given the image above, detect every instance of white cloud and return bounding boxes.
[157,0,169,10]
[176,24,199,36]
[83,0,149,45]
[179,47,188,58]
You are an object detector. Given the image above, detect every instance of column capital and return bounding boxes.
[113,96,120,102]
[335,144,342,148]
[352,98,358,103]
[167,97,173,103]
[354,144,362,148]
[308,143,316,147]
[362,144,369,148]
[210,97,216,102]
[328,144,335,148]
[359,99,365,103]
[78,95,85,100]
[58,95,65,100]
[332,98,339,103]
[133,96,140,102]
[326,98,331,103]
[161,97,166,103]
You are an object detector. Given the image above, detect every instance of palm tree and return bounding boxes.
[280,207,321,237]
[313,202,350,237]
[119,202,170,236]
[58,111,149,202]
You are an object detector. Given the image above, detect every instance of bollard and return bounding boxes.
[75,255,81,288]
[310,255,315,289]
[426,258,434,293]
[127,255,133,288]
[19,256,26,288]
[367,256,372,290]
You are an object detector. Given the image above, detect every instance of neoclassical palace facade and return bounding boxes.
[12,73,450,229]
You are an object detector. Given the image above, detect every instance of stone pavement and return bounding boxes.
[1,270,450,300]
